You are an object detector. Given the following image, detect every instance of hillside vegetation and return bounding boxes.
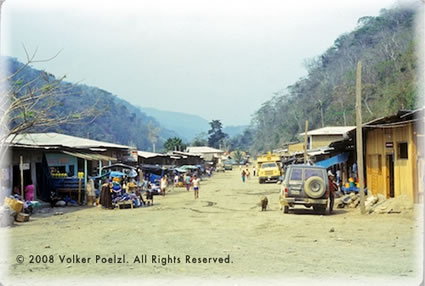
[6,57,177,151]
[246,4,420,154]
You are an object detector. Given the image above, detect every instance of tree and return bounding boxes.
[232,149,243,164]
[191,132,208,146]
[163,137,186,152]
[0,48,99,161]
[207,120,228,149]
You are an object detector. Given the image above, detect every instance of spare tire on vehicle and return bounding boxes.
[304,176,326,199]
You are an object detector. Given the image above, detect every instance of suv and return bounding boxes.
[280,165,330,214]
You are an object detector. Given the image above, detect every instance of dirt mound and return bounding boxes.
[370,195,414,214]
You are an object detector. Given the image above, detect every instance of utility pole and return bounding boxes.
[303,120,308,164]
[355,61,366,214]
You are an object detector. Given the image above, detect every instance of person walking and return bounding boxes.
[174,174,179,187]
[192,175,201,199]
[185,173,191,191]
[241,169,246,183]
[252,166,256,177]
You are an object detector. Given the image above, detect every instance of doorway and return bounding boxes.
[386,154,395,198]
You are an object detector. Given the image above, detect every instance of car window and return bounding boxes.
[289,168,302,181]
[261,163,277,169]
[305,169,323,180]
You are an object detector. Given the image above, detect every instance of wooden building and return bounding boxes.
[299,126,355,150]
[4,132,133,202]
[363,109,424,203]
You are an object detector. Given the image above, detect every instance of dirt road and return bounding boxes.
[2,169,423,284]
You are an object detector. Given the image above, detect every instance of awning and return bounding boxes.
[315,152,349,168]
[61,150,117,162]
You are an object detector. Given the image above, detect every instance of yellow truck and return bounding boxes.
[256,152,282,184]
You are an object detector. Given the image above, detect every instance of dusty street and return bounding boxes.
[3,169,423,283]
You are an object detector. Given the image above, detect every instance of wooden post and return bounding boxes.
[98,160,102,189]
[78,177,82,205]
[20,155,24,198]
[355,61,366,214]
[84,159,88,204]
[304,120,309,164]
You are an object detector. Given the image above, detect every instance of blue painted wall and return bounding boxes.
[45,153,78,177]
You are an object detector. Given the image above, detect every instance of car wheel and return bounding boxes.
[283,206,289,213]
[313,205,326,214]
[304,176,326,199]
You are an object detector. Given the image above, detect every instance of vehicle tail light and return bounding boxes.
[284,187,288,198]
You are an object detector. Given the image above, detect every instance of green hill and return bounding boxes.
[247,4,420,153]
[5,57,178,151]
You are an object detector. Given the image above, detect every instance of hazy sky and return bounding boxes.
[2,0,401,126]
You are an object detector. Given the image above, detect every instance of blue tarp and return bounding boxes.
[315,152,349,168]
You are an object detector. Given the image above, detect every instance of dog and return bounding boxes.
[261,196,268,211]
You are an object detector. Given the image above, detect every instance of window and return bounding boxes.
[290,168,302,181]
[261,162,277,169]
[305,169,323,180]
[398,143,408,159]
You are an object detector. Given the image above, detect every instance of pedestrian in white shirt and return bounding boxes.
[192,175,201,199]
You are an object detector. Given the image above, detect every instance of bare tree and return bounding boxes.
[0,48,101,161]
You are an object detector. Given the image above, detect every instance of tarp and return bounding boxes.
[179,165,199,170]
[315,152,349,168]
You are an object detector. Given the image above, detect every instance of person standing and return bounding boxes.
[252,166,256,177]
[328,171,337,214]
[174,174,179,187]
[185,173,191,191]
[192,175,201,199]
[336,168,341,186]
[100,180,113,209]
[24,180,35,201]
[241,169,246,183]
[160,175,168,196]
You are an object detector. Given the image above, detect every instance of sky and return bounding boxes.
[1,0,403,126]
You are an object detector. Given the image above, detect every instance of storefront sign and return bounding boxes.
[20,163,30,170]
[385,142,393,148]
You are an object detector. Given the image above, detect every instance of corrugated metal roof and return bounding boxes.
[137,150,164,158]
[61,150,117,161]
[299,126,355,136]
[7,132,131,149]
[186,146,224,154]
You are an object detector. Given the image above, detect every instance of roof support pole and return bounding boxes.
[304,120,309,164]
[84,159,88,204]
[98,160,102,189]
[20,155,24,198]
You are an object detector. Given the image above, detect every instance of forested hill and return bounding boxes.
[5,57,178,151]
[247,4,420,153]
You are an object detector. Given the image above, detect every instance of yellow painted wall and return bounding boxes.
[311,135,344,149]
[365,124,417,202]
[288,142,304,153]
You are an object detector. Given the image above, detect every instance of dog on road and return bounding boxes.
[260,196,268,211]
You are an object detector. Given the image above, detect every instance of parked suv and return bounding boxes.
[280,165,330,214]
